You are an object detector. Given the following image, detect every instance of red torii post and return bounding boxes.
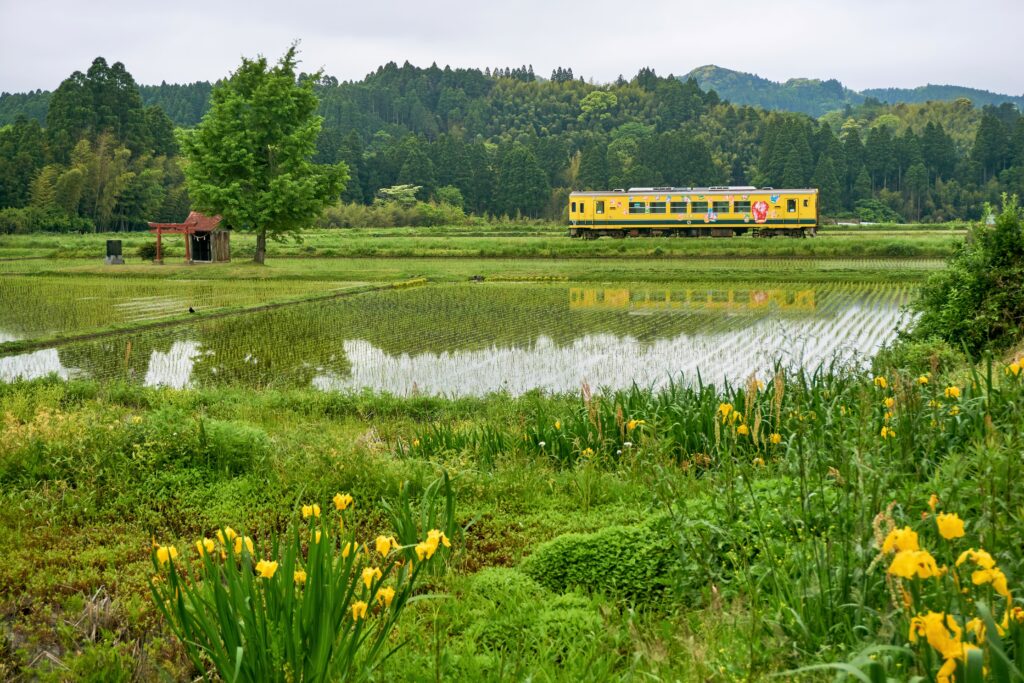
[147,212,222,264]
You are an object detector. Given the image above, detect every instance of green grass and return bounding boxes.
[0,225,964,261]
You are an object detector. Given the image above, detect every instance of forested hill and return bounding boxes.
[2,57,1024,233]
[682,65,1024,117]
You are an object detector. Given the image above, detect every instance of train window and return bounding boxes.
[596,200,605,214]
[649,202,666,214]
[690,201,708,214]
[712,201,730,214]
[803,199,809,207]
[733,200,751,213]
[571,202,577,212]
[787,199,797,213]
[628,201,646,214]
[579,202,586,213]
[670,201,687,213]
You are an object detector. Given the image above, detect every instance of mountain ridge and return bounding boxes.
[681,64,1024,117]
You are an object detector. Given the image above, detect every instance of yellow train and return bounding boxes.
[567,186,818,238]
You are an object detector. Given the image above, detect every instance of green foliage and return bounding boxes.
[150,504,440,682]
[521,516,676,601]
[910,195,1024,353]
[180,47,348,262]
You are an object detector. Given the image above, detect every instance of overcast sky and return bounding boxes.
[1,0,1022,94]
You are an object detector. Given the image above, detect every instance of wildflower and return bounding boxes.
[918,375,930,385]
[131,415,143,424]
[888,549,941,579]
[880,425,896,439]
[196,538,216,556]
[874,376,888,389]
[580,447,594,458]
[935,513,965,540]
[361,566,382,589]
[313,530,322,544]
[412,438,420,448]
[736,424,749,436]
[882,527,920,553]
[752,457,765,467]
[948,406,960,416]
[956,548,996,569]
[302,504,321,519]
[755,380,766,391]
[623,441,633,448]
[909,612,966,661]
[234,536,254,555]
[626,419,639,432]
[333,492,354,511]
[294,569,307,585]
[538,441,546,448]
[944,386,961,400]
[216,527,238,545]
[351,600,368,620]
[255,560,278,579]
[965,617,985,644]
[415,529,450,561]
[554,420,561,430]
[1008,361,1022,377]
[375,535,397,556]
[156,545,179,566]
[884,411,893,422]
[342,541,358,558]
[769,433,782,445]
[928,494,939,511]
[718,403,733,419]
[884,397,895,409]
[972,567,1011,598]
[375,585,396,608]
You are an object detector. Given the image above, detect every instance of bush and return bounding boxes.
[137,241,158,260]
[855,199,904,223]
[520,516,675,601]
[909,195,1024,354]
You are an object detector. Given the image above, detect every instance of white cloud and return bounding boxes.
[1,0,1022,94]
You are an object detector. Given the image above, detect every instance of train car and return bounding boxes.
[567,186,818,238]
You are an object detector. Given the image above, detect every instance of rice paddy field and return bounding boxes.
[4,227,1024,682]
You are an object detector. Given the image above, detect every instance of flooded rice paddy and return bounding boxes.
[0,281,914,396]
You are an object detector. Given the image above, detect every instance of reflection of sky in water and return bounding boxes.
[315,301,911,396]
[0,287,913,397]
[0,349,73,382]
[144,341,202,389]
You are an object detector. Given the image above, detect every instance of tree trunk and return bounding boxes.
[254,228,267,265]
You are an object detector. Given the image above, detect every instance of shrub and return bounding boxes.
[136,241,158,260]
[200,418,271,474]
[520,516,675,601]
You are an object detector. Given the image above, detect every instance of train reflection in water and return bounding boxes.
[569,287,816,312]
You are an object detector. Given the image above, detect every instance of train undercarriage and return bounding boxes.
[568,226,816,239]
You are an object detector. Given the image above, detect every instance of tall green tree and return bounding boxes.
[180,47,347,263]
[494,144,548,217]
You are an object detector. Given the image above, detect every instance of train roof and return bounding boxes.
[569,187,818,196]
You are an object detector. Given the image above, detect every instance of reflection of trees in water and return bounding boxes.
[59,336,171,383]
[187,306,351,389]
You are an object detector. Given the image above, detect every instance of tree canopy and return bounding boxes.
[179,47,348,263]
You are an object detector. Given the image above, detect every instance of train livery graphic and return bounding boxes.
[567,186,818,238]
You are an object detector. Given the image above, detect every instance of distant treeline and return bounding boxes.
[1,59,1023,232]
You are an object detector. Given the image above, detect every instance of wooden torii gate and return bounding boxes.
[147,212,223,263]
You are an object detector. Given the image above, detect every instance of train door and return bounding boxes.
[786,196,799,224]
[577,197,591,226]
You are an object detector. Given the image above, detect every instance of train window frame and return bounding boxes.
[628,201,647,214]
[803,199,809,207]
[571,201,577,213]
[690,201,708,214]
[648,201,667,214]
[579,202,586,213]
[787,199,797,213]
[733,200,751,213]
[669,201,687,213]
[712,200,730,214]
[596,200,605,214]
